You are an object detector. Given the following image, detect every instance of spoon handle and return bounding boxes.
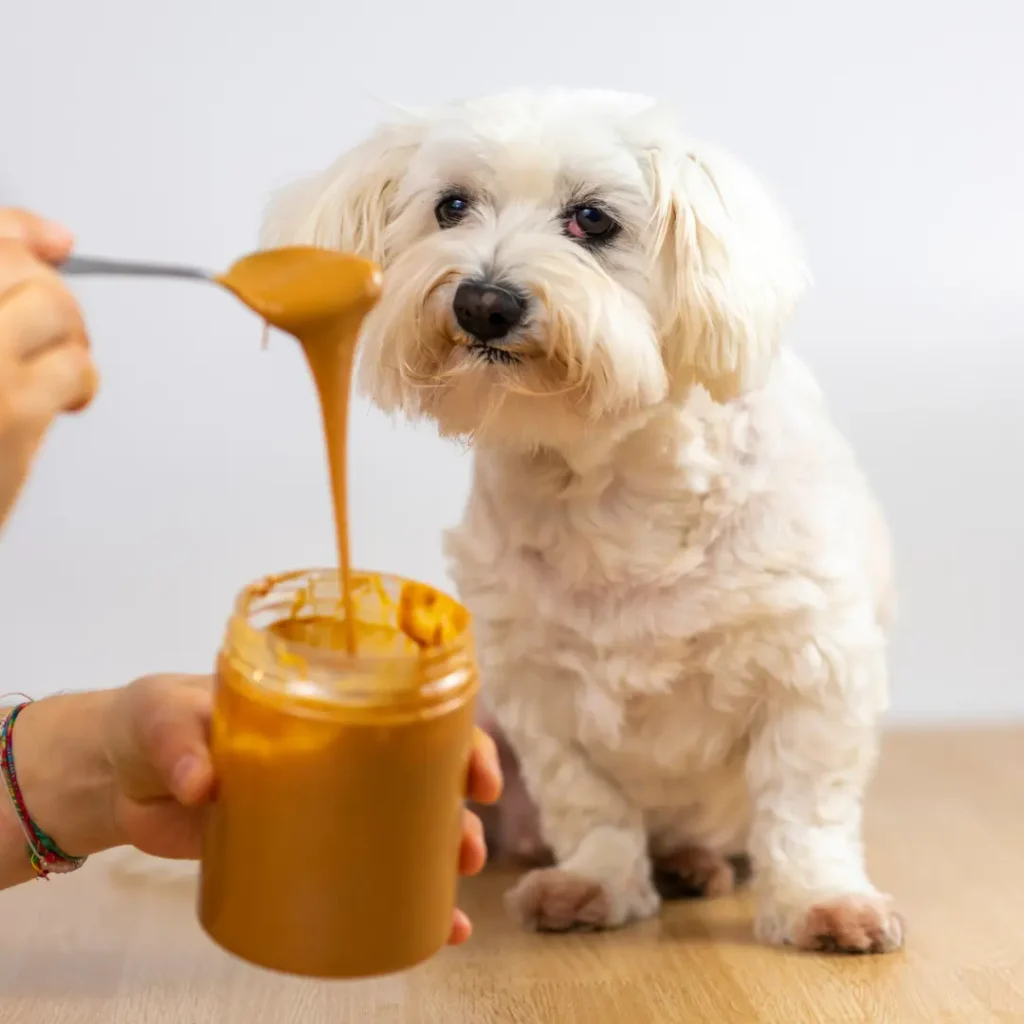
[61,254,214,282]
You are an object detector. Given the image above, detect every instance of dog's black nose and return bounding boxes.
[452,281,525,343]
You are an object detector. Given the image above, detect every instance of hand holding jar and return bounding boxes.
[1,674,501,951]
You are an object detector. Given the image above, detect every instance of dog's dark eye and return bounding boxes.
[435,194,471,228]
[567,205,618,243]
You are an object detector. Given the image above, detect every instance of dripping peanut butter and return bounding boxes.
[198,248,479,979]
[217,247,379,651]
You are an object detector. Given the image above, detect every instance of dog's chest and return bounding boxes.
[451,435,762,782]
[462,462,737,644]
[574,656,751,785]
[517,461,721,589]
[456,489,756,779]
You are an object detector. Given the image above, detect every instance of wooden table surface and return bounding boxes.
[2,728,1023,1024]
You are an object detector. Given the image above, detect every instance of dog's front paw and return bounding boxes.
[757,893,905,954]
[653,846,751,900]
[505,867,659,932]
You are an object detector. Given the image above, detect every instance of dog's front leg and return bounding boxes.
[502,731,658,932]
[746,638,904,954]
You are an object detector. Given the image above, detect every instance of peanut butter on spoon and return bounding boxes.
[217,247,382,336]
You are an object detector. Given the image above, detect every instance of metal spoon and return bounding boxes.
[61,254,214,283]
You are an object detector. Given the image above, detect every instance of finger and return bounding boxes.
[458,807,487,876]
[447,908,472,946]
[127,801,205,860]
[467,727,502,805]
[25,343,99,418]
[137,677,215,806]
[0,209,74,263]
[0,270,87,360]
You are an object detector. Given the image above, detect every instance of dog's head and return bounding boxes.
[263,90,808,451]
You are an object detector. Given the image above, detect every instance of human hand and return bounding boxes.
[0,677,214,882]
[0,208,99,531]
[450,726,503,943]
[100,674,217,859]
[103,677,503,944]
[9,676,501,936]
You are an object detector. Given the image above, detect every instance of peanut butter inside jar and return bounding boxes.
[197,248,479,978]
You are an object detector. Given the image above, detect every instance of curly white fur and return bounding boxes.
[265,89,903,953]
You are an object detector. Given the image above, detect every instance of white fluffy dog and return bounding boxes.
[263,89,902,954]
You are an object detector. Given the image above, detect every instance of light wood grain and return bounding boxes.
[2,728,1023,1024]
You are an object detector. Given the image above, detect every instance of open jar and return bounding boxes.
[198,568,478,979]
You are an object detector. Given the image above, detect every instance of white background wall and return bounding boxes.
[1,0,1021,721]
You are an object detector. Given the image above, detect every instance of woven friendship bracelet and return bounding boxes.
[0,703,87,879]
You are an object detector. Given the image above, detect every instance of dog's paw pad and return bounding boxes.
[654,847,749,900]
[793,895,905,954]
[505,868,615,932]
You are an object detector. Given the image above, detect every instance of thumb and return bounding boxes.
[133,675,215,806]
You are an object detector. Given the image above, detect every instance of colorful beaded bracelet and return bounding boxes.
[0,703,87,879]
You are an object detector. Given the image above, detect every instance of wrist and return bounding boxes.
[4,691,121,859]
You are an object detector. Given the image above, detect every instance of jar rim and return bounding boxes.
[222,568,474,708]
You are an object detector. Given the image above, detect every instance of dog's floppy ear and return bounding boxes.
[646,140,809,403]
[260,119,424,264]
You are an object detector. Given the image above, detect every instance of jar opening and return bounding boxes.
[223,569,473,708]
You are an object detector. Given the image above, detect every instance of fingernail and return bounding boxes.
[449,909,472,946]
[490,751,504,788]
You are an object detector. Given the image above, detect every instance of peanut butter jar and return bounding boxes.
[198,569,478,978]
